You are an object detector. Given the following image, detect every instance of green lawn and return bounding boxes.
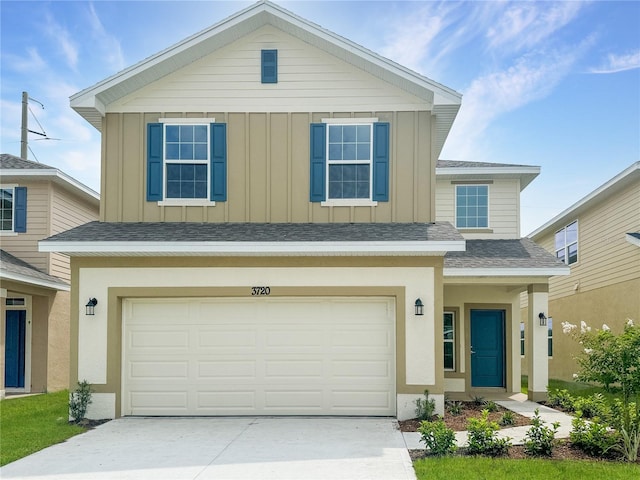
[414,457,639,480]
[0,390,86,466]
[521,376,623,402]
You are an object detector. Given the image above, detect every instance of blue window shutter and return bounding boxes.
[210,123,227,202]
[261,49,277,84]
[309,123,326,202]
[372,122,390,202]
[14,187,27,233]
[146,123,163,201]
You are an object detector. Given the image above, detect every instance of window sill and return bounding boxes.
[158,200,216,207]
[457,228,493,233]
[0,231,18,236]
[321,199,378,207]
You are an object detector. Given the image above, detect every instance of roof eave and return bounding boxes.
[443,266,571,277]
[0,270,70,291]
[436,166,541,191]
[0,169,100,204]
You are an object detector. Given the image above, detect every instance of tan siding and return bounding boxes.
[108,26,432,114]
[540,180,640,300]
[101,110,434,224]
[435,178,520,239]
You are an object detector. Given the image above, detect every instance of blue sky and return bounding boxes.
[1,0,638,234]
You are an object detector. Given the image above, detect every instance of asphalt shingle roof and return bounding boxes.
[444,238,567,270]
[42,221,464,243]
[0,249,69,288]
[437,160,535,169]
[0,153,54,170]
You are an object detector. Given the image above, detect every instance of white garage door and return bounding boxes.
[122,297,395,416]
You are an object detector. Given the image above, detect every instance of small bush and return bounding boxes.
[470,395,485,407]
[547,388,576,412]
[523,408,559,457]
[570,414,619,458]
[483,400,498,413]
[69,380,92,423]
[415,389,437,421]
[446,400,463,416]
[418,420,458,456]
[574,393,609,419]
[466,409,511,456]
[499,411,515,426]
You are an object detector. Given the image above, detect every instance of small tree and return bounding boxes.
[69,380,93,424]
[563,319,640,461]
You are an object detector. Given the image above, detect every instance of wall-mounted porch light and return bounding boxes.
[415,298,424,316]
[538,312,547,326]
[85,298,98,316]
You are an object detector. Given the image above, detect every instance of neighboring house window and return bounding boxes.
[555,221,578,265]
[455,185,488,228]
[261,49,277,83]
[444,311,455,371]
[0,186,27,233]
[520,322,525,356]
[309,121,389,204]
[146,122,227,203]
[548,317,553,357]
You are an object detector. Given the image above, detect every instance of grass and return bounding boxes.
[521,376,623,403]
[414,457,639,480]
[0,390,86,466]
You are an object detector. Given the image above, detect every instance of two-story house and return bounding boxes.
[522,161,639,381]
[39,1,567,420]
[1,154,99,397]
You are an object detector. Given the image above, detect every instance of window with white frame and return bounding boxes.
[1,187,14,231]
[164,124,210,199]
[455,185,488,228]
[444,311,455,371]
[327,124,372,200]
[555,221,578,265]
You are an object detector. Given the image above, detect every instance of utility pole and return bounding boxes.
[21,91,28,159]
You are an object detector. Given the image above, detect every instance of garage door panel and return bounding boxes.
[123,297,395,416]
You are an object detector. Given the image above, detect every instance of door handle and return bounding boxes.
[470,346,476,355]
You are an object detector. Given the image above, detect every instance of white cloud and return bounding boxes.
[590,50,640,74]
[2,47,47,73]
[43,12,79,70]
[86,3,126,72]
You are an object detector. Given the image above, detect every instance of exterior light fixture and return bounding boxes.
[85,298,98,316]
[415,298,424,316]
[538,312,547,326]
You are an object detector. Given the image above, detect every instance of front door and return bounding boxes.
[470,309,505,388]
[5,310,26,388]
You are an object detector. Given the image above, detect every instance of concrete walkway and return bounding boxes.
[403,394,575,450]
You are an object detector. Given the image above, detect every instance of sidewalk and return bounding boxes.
[403,394,575,450]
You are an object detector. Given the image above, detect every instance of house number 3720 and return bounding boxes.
[251,287,271,296]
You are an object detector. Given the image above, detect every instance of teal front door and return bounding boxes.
[5,310,26,388]
[470,309,505,387]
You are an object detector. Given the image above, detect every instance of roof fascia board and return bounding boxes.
[529,161,640,238]
[39,239,466,255]
[0,270,70,291]
[626,233,640,247]
[443,266,570,277]
[0,169,100,203]
[436,166,541,176]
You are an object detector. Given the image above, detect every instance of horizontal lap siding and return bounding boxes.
[541,181,640,300]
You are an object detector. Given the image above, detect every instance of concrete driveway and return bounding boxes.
[1,417,416,480]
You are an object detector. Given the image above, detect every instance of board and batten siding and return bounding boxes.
[101,110,434,223]
[107,25,433,114]
[435,178,520,239]
[1,181,50,273]
[48,185,99,282]
[536,180,640,300]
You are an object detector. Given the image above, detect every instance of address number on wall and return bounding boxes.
[251,287,271,296]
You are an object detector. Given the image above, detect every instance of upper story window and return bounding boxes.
[555,220,578,265]
[146,121,227,204]
[0,186,27,234]
[261,49,277,84]
[456,185,488,228]
[310,120,389,205]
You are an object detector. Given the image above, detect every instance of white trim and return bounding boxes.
[321,117,378,124]
[437,166,540,177]
[0,270,70,291]
[40,240,466,256]
[0,170,99,202]
[157,200,216,207]
[0,185,16,233]
[159,117,215,124]
[321,199,378,207]
[0,232,18,237]
[444,267,570,277]
[626,233,640,247]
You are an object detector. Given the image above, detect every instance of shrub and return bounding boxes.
[570,414,619,458]
[523,408,559,457]
[483,400,498,413]
[470,395,485,407]
[466,409,511,456]
[574,393,609,419]
[69,380,92,423]
[418,420,458,456]
[547,388,576,412]
[499,411,515,426]
[446,400,463,416]
[415,389,437,421]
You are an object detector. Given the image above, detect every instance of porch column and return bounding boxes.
[527,284,549,402]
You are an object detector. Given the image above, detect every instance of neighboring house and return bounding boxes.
[522,161,640,381]
[39,1,567,420]
[1,154,99,397]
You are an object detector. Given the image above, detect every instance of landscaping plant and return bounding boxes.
[415,389,437,421]
[465,409,511,456]
[523,408,559,457]
[69,380,93,423]
[418,420,458,456]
